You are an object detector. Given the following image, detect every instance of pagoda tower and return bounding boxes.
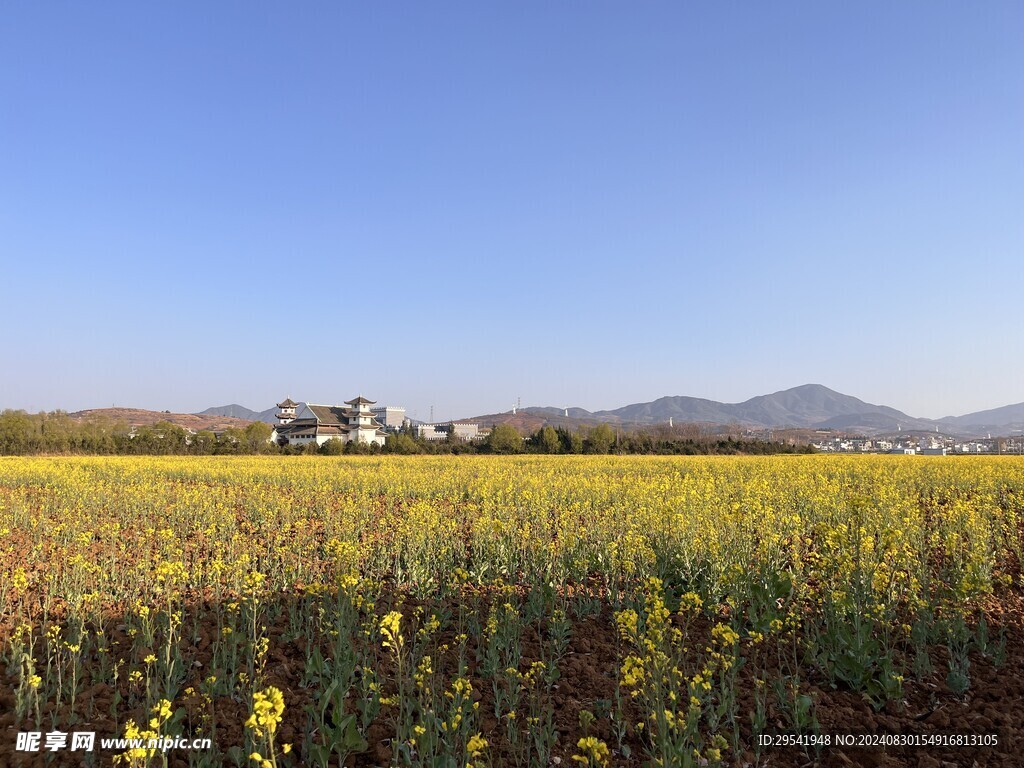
[342,396,386,445]
[276,398,299,425]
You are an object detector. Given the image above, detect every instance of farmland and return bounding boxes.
[1,455,1023,767]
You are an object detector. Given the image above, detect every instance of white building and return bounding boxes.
[415,422,481,442]
[957,442,990,453]
[371,405,407,431]
[416,423,449,441]
[271,396,387,447]
[450,423,479,441]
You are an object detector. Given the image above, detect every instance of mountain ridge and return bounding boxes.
[502,385,1021,437]
[198,404,278,423]
[519,384,936,434]
[197,385,1024,437]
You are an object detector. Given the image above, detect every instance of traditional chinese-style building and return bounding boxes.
[270,396,387,448]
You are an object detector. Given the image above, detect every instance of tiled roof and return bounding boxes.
[305,405,348,425]
[345,396,376,405]
[273,419,318,435]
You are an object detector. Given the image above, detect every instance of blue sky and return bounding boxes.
[2,3,1022,421]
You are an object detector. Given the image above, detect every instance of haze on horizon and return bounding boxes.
[2,3,1022,424]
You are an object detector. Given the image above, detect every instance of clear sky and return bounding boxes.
[2,3,1022,422]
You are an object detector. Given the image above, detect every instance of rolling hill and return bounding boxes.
[70,408,255,432]
[198,404,278,423]
[472,385,1014,437]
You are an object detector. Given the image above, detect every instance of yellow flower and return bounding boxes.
[572,736,610,766]
[679,591,704,613]
[244,570,266,593]
[711,622,739,647]
[466,733,488,757]
[152,698,173,723]
[615,609,639,641]
[12,569,28,590]
[380,611,403,652]
[246,686,285,737]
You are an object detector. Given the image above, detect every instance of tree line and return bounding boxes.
[484,423,814,455]
[377,423,812,456]
[0,410,274,455]
[0,410,813,457]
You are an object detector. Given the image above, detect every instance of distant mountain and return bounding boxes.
[593,396,736,425]
[198,404,258,420]
[815,412,931,433]
[939,402,1024,435]
[475,384,982,436]
[593,384,928,431]
[198,404,278,423]
[730,384,915,427]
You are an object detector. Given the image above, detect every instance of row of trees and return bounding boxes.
[371,423,812,456]
[513,423,814,455]
[127,422,274,455]
[0,410,813,457]
[0,411,274,456]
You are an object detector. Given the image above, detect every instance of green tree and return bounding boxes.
[319,438,345,455]
[557,426,584,454]
[585,423,615,454]
[39,411,74,453]
[386,433,421,454]
[217,427,244,454]
[538,425,561,453]
[487,423,522,454]
[132,421,189,454]
[191,430,217,455]
[0,410,35,454]
[243,421,273,453]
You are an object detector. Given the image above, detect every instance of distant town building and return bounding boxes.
[271,396,387,447]
[957,442,990,453]
[416,424,447,442]
[415,422,481,442]
[371,405,407,431]
[811,432,1004,455]
[450,423,480,441]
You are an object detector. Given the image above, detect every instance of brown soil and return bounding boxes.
[1,592,1021,768]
